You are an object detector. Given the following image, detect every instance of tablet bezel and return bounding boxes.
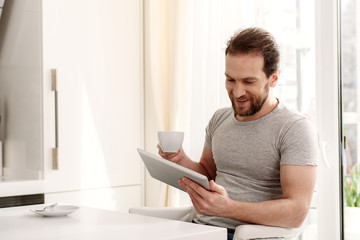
[137,148,210,191]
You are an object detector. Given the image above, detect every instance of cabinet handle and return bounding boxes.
[51,69,59,170]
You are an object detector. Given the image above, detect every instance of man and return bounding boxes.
[158,27,318,239]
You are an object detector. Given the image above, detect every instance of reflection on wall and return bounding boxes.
[0,0,4,21]
[0,0,42,180]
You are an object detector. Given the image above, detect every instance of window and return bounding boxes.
[341,0,360,239]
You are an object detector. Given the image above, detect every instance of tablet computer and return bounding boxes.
[137,148,210,191]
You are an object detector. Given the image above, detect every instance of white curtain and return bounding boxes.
[144,0,252,207]
[144,0,186,207]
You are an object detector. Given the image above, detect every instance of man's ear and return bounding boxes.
[270,69,281,87]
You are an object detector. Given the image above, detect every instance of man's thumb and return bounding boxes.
[209,180,226,194]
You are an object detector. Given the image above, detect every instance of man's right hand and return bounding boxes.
[157,144,184,163]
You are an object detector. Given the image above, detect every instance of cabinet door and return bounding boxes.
[42,0,143,193]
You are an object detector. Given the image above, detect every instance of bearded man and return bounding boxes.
[158,27,319,240]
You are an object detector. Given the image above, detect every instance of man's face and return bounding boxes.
[225,53,276,121]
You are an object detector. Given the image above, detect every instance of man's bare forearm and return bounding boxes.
[225,197,310,228]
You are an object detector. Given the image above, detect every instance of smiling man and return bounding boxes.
[158,27,319,240]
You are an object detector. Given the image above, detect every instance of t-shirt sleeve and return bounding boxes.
[204,114,215,150]
[204,108,229,150]
[279,118,320,166]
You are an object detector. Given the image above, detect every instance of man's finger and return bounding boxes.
[180,177,210,197]
[209,180,226,195]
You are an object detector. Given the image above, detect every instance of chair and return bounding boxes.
[129,206,302,240]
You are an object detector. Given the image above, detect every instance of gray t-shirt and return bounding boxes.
[195,100,319,229]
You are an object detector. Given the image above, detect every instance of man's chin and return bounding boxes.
[233,106,253,117]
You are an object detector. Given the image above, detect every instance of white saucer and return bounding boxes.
[30,205,79,217]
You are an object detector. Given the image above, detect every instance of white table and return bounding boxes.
[0,204,227,240]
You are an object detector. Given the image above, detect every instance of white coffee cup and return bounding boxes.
[158,131,184,153]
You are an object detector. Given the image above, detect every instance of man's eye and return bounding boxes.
[244,80,255,84]
[226,78,235,82]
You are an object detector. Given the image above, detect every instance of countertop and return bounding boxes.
[0,204,227,240]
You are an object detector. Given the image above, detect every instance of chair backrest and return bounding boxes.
[129,206,194,222]
[233,224,303,240]
[129,206,304,240]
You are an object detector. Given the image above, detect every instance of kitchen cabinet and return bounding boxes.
[0,0,43,198]
[0,0,144,211]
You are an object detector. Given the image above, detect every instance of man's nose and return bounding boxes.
[233,82,246,98]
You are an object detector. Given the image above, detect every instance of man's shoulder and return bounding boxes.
[276,101,311,122]
[211,107,233,121]
[276,102,318,136]
[207,107,233,129]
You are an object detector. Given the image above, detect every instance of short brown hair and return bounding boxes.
[225,27,280,78]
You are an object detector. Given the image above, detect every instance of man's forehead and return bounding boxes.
[225,53,265,77]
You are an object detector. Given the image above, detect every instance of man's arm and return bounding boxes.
[179,164,317,228]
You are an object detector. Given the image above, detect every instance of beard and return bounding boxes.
[230,83,270,117]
